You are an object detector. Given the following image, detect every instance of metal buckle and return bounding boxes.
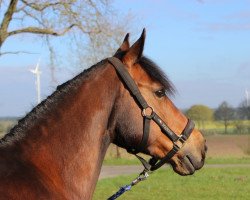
[142,106,155,119]
[174,135,186,149]
[131,170,149,186]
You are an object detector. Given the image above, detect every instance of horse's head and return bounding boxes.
[111,29,206,175]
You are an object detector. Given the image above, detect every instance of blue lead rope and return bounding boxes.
[107,185,132,200]
[107,170,149,200]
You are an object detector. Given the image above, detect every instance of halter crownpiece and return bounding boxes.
[107,57,195,171]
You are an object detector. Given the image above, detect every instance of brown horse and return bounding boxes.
[0,30,206,199]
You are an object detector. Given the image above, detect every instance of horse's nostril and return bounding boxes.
[205,144,208,153]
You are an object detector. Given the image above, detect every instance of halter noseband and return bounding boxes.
[108,57,195,171]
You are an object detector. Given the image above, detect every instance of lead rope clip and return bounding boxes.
[107,169,150,200]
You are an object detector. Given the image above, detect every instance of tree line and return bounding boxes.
[185,100,250,134]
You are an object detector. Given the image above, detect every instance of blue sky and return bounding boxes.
[0,0,250,117]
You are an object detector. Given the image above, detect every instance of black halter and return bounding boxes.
[108,57,195,171]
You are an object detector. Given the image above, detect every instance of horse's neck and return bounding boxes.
[17,64,119,198]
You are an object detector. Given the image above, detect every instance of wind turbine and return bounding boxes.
[246,89,249,107]
[30,59,42,104]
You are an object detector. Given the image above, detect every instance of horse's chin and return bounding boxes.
[169,156,197,176]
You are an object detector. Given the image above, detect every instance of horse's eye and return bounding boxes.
[155,89,166,98]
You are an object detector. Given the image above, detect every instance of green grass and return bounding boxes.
[94,167,250,200]
[206,157,250,164]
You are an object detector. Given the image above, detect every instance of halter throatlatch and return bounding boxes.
[108,57,195,171]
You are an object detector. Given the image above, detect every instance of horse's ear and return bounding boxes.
[123,28,146,66]
[115,33,130,54]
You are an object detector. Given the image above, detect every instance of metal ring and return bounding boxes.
[142,106,155,119]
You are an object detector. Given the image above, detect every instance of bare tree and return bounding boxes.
[69,14,136,69]
[0,0,107,52]
[0,0,136,82]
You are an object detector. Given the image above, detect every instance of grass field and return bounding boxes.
[195,120,250,135]
[94,167,250,200]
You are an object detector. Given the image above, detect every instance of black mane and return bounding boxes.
[139,56,175,95]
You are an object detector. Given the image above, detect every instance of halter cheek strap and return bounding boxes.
[108,57,195,171]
